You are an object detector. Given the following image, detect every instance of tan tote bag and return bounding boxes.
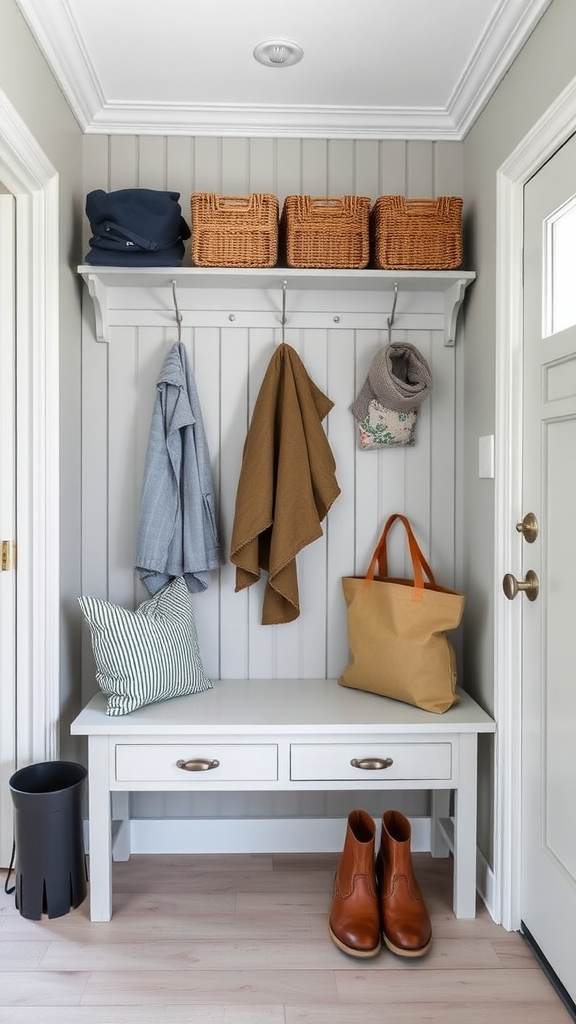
[339,514,464,713]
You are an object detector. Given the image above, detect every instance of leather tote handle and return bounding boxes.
[365,513,436,594]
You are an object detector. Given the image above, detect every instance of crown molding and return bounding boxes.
[85,102,460,140]
[15,0,104,129]
[448,0,554,138]
[16,0,553,141]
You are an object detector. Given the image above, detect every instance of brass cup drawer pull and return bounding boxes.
[350,757,394,771]
[176,758,220,772]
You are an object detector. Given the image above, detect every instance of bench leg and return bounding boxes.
[453,734,479,919]
[112,792,131,862]
[87,736,113,921]
[430,789,451,858]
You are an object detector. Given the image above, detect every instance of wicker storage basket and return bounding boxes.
[371,195,463,270]
[281,195,371,269]
[190,192,279,267]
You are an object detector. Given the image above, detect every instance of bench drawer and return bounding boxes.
[115,743,278,782]
[290,742,452,782]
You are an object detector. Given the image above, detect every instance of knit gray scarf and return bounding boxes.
[350,342,433,420]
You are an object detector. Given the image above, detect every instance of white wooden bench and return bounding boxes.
[71,678,495,922]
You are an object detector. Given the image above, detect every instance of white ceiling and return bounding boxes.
[16,0,552,140]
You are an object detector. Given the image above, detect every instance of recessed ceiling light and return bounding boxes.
[253,40,303,68]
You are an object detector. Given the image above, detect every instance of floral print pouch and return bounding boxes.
[357,399,417,449]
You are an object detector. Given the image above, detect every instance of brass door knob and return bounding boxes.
[502,570,539,601]
[515,512,538,543]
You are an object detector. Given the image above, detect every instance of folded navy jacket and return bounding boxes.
[84,188,191,266]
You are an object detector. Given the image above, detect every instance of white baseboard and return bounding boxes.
[476,842,497,922]
[127,815,432,855]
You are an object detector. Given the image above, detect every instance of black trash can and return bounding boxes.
[8,760,87,919]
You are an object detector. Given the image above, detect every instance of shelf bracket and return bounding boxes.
[444,279,468,346]
[84,273,109,343]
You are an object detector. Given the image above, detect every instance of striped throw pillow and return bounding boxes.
[78,576,212,716]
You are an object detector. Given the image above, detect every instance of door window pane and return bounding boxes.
[545,195,576,337]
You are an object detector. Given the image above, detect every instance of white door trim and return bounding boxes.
[0,191,16,865]
[494,75,576,930]
[0,87,60,766]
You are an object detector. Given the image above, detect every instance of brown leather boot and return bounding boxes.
[329,809,380,958]
[376,809,432,957]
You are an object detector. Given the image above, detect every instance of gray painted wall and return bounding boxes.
[462,0,576,862]
[0,0,83,752]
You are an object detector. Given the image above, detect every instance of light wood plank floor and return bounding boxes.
[0,851,573,1023]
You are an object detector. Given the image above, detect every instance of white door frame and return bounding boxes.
[0,190,16,865]
[0,87,60,766]
[494,76,576,930]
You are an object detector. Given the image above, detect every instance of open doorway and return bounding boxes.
[0,185,16,866]
[0,87,60,864]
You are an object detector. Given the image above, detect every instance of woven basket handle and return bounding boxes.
[366,514,436,594]
[311,198,343,207]
[217,196,253,210]
[306,197,347,215]
[400,197,453,219]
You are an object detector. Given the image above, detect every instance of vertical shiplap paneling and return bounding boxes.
[221,138,250,194]
[219,326,250,678]
[326,140,356,196]
[166,137,195,264]
[325,328,357,679]
[301,139,329,195]
[354,140,381,201]
[188,327,223,679]
[406,140,434,197]
[137,136,167,188]
[108,136,139,190]
[429,330,458,587]
[291,328,331,679]
[81,132,464,826]
[378,140,407,195]
[166,136,194,190]
[193,137,222,193]
[107,327,141,607]
[248,138,276,194]
[275,139,302,207]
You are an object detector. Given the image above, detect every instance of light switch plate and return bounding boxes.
[479,435,495,478]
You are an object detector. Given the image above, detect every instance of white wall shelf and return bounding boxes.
[78,266,476,346]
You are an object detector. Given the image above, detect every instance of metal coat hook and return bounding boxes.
[171,279,183,342]
[387,282,399,345]
[281,279,288,343]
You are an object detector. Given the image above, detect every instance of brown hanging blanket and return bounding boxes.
[230,343,340,624]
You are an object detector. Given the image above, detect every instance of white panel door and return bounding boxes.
[0,190,16,867]
[521,131,576,1002]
